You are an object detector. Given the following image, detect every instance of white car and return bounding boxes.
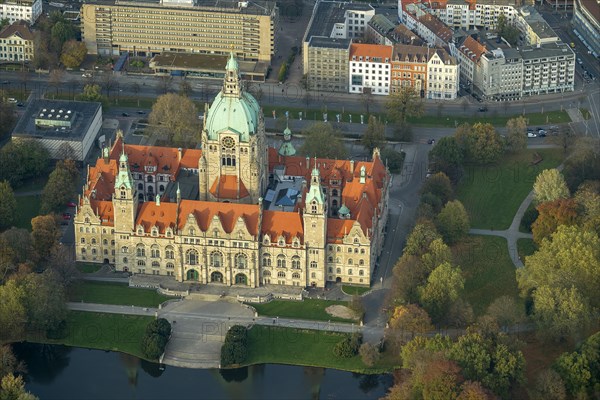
[527,131,537,138]
[82,73,92,78]
[7,98,17,104]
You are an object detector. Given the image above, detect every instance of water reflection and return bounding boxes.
[13,343,391,400]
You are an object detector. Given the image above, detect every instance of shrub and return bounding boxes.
[380,148,405,174]
[220,325,249,366]
[333,333,362,358]
[278,63,288,82]
[359,343,380,367]
[145,318,172,338]
[420,192,443,214]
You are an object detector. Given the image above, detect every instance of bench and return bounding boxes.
[530,152,543,166]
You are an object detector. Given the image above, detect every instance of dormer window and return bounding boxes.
[278,238,284,246]
[137,228,144,236]
[151,227,158,237]
[165,228,172,238]
[189,228,195,236]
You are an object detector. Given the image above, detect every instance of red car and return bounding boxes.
[66,201,77,207]
[62,213,71,220]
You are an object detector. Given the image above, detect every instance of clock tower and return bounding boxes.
[199,52,267,204]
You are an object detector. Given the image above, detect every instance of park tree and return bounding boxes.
[531,198,578,244]
[429,136,465,183]
[0,101,16,140]
[531,369,566,400]
[141,333,167,360]
[574,180,600,235]
[60,40,87,69]
[146,318,172,338]
[0,374,38,400]
[0,345,26,379]
[519,225,600,308]
[31,215,61,262]
[0,181,16,230]
[359,343,380,367]
[532,285,591,342]
[455,123,504,164]
[1,228,33,267]
[420,238,452,274]
[380,148,404,174]
[0,279,27,341]
[149,93,200,146]
[391,255,428,305]
[389,304,433,340]
[19,270,68,333]
[418,262,464,322]
[505,116,527,153]
[421,172,453,205]
[497,14,520,45]
[485,295,524,331]
[435,200,470,244]
[385,87,424,140]
[361,115,386,153]
[533,169,570,204]
[404,221,441,257]
[299,122,348,159]
[554,349,593,397]
[50,20,76,53]
[47,245,80,287]
[562,137,600,192]
[457,381,493,400]
[41,159,79,214]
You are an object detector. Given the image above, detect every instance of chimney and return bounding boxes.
[350,159,355,172]
[178,148,182,162]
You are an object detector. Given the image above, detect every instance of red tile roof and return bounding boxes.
[350,43,393,61]
[459,36,487,63]
[209,175,250,200]
[262,210,304,244]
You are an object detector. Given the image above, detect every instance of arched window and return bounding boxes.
[80,238,85,244]
[137,260,146,267]
[210,251,222,267]
[336,268,341,274]
[348,259,353,265]
[152,261,160,269]
[292,272,300,279]
[311,272,316,278]
[121,246,128,254]
[189,228,195,236]
[91,238,96,244]
[263,270,271,277]
[136,245,145,257]
[186,249,198,265]
[165,246,174,259]
[147,186,154,193]
[166,263,174,270]
[103,239,108,245]
[92,249,97,255]
[81,248,86,254]
[151,246,160,258]
[359,269,364,276]
[277,271,285,278]
[138,183,143,190]
[159,185,165,192]
[359,259,365,265]
[276,255,286,268]
[310,261,317,269]
[332,189,338,197]
[262,253,271,267]
[235,253,247,269]
[291,256,300,269]
[354,238,359,244]
[123,257,128,263]
[361,249,365,254]
[92,228,96,234]
[147,175,153,183]
[354,248,359,254]
[348,269,353,275]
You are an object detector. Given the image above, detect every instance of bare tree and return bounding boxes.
[131,82,141,107]
[48,68,64,98]
[101,73,115,98]
[179,79,192,97]
[157,75,172,95]
[361,88,373,114]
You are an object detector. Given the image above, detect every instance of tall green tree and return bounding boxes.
[299,122,348,159]
[41,159,79,214]
[418,262,464,322]
[31,215,61,263]
[0,279,27,341]
[0,181,16,230]
[455,123,504,164]
[421,172,453,205]
[361,115,386,153]
[0,374,38,400]
[429,136,464,182]
[533,169,570,205]
[149,93,200,146]
[385,87,424,140]
[19,270,68,333]
[404,221,441,256]
[79,84,103,102]
[435,200,470,244]
[50,20,76,53]
[531,369,567,400]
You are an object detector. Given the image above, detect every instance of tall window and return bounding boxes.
[186,249,198,265]
[235,253,247,269]
[310,261,317,269]
[262,253,271,267]
[277,255,286,269]
[165,246,174,259]
[210,251,222,268]
[151,246,160,258]
[291,256,300,269]
[277,271,285,278]
[136,245,145,257]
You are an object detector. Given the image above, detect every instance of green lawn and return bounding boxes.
[13,175,49,194]
[76,262,103,274]
[69,281,172,307]
[454,235,521,316]
[341,285,371,296]
[456,149,563,230]
[251,299,356,323]
[517,238,537,261]
[30,311,152,359]
[14,195,41,231]
[244,325,391,373]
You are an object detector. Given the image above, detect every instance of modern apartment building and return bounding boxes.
[305,36,351,92]
[515,6,560,46]
[520,42,575,96]
[572,0,600,57]
[0,0,41,25]
[349,43,392,95]
[81,0,278,62]
[302,1,375,92]
[0,20,34,62]
[475,47,523,100]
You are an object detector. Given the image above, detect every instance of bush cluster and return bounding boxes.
[333,332,362,358]
[221,325,248,366]
[141,318,171,360]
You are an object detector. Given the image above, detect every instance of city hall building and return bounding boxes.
[74,54,390,289]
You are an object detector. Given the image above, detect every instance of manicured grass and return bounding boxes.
[69,281,172,307]
[31,311,153,359]
[456,148,563,230]
[244,325,391,373]
[14,195,41,231]
[454,235,521,316]
[517,238,537,261]
[251,299,356,323]
[76,262,103,274]
[341,285,371,296]
[13,175,49,194]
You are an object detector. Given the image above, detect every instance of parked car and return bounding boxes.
[121,112,130,117]
[7,98,17,104]
[16,102,24,107]
[62,213,71,220]
[527,131,537,138]
[427,139,435,145]
[82,73,92,78]
[136,110,145,115]
[478,106,488,112]
[66,201,77,207]
[538,131,547,137]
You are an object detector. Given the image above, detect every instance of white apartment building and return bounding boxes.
[455,35,487,87]
[521,42,575,96]
[0,20,34,62]
[349,43,392,95]
[426,50,459,99]
[515,6,560,47]
[475,47,523,100]
[0,0,42,25]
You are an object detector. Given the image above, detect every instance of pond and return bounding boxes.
[13,343,392,400]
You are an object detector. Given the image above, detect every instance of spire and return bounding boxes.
[115,146,133,190]
[360,165,366,184]
[176,183,181,204]
[305,162,324,209]
[226,46,239,72]
[155,194,160,206]
[278,121,296,157]
[223,49,241,98]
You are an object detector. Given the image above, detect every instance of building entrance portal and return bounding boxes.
[211,271,224,283]
[234,273,248,285]
[186,269,199,281]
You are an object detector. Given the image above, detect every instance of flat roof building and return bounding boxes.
[81,0,278,62]
[12,100,103,161]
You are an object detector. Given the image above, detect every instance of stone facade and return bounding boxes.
[74,54,390,289]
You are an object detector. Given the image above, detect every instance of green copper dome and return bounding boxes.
[204,52,260,142]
